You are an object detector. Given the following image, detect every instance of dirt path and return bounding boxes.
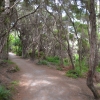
[9,53,94,100]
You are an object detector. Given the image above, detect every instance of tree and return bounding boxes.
[87,0,100,99]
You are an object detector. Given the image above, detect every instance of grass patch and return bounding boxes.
[11,81,19,85]
[9,81,19,92]
[0,85,11,100]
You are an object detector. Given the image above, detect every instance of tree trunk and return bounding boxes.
[0,14,10,59]
[0,42,8,60]
[0,0,11,59]
[87,0,100,99]
[22,47,27,58]
[66,37,75,69]
[30,44,36,60]
[87,70,99,99]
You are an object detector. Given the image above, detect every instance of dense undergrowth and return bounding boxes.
[38,56,68,66]
[37,55,100,78]
[9,33,22,56]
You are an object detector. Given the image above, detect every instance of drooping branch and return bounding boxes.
[17,5,40,21]
[0,5,40,38]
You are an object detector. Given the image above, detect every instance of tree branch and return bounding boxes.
[0,5,40,38]
[13,5,40,28]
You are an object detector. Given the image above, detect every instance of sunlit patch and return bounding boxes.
[48,76,59,80]
[19,80,33,90]
[22,73,33,78]
[19,80,32,86]
[19,79,52,90]
[30,80,52,86]
[9,52,16,56]
[68,84,81,91]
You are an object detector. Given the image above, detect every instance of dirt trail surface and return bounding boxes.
[9,53,94,100]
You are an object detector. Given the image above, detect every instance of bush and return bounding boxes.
[46,56,60,65]
[3,60,14,64]
[74,57,88,74]
[14,66,20,72]
[37,60,48,65]
[66,57,88,78]
[96,67,100,72]
[0,85,11,100]
[63,58,69,66]
[56,67,62,71]
[66,69,81,78]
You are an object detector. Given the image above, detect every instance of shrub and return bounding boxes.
[66,69,81,78]
[16,47,22,56]
[96,67,100,72]
[0,85,11,100]
[3,60,14,64]
[14,66,20,72]
[74,57,88,75]
[56,67,62,71]
[46,56,60,65]
[63,58,69,66]
[66,57,88,78]
[46,56,59,62]
[11,81,19,85]
[37,60,48,65]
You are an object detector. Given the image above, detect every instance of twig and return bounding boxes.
[10,0,20,9]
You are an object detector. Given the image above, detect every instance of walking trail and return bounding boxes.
[9,52,94,100]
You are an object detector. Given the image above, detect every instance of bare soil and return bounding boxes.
[9,52,98,100]
[0,58,20,100]
[0,60,18,84]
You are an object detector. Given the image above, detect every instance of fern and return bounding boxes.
[0,85,11,100]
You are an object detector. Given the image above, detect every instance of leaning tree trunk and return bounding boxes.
[87,0,100,99]
[0,0,10,59]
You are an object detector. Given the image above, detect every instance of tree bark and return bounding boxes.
[30,44,36,60]
[87,0,100,99]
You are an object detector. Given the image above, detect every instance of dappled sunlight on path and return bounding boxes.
[9,52,15,56]
[9,53,94,100]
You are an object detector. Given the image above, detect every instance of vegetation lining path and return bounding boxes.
[9,53,93,100]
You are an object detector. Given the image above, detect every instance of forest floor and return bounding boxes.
[8,52,98,100]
